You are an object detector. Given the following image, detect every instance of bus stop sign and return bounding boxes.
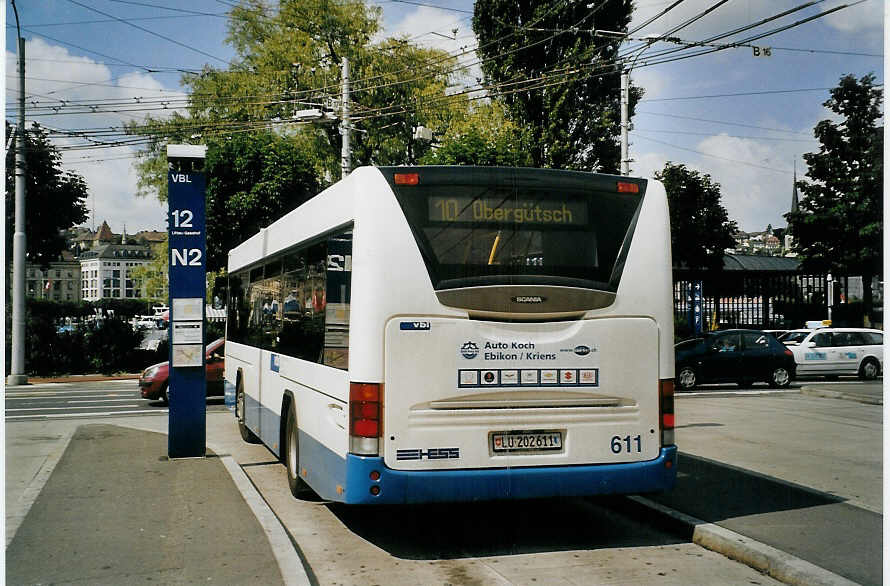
[167,144,207,458]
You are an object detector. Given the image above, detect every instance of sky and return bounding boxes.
[4,0,884,234]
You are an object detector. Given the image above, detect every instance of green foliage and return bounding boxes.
[205,131,320,272]
[5,122,89,266]
[655,163,737,272]
[786,74,883,288]
[420,102,532,166]
[5,299,151,376]
[130,240,169,302]
[127,1,461,270]
[472,0,639,171]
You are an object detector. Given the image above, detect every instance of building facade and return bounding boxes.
[79,243,153,301]
[25,256,82,302]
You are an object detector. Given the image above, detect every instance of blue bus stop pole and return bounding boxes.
[167,144,207,458]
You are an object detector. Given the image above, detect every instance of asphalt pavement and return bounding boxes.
[5,376,881,585]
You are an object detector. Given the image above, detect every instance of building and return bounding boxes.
[25,252,82,302]
[79,242,154,301]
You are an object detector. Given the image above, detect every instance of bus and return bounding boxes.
[224,166,676,504]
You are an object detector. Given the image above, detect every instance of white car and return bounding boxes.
[782,328,883,380]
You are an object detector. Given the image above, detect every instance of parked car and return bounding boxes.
[782,328,883,380]
[139,338,226,403]
[675,329,796,390]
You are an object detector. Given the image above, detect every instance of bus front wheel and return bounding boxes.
[284,404,312,499]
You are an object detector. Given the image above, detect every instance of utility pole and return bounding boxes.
[620,70,629,176]
[340,56,351,179]
[9,1,28,386]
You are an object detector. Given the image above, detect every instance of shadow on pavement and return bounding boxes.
[648,452,843,520]
[328,494,686,560]
[648,452,882,586]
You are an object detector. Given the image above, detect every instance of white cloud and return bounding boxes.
[382,6,481,90]
[631,133,803,232]
[6,38,183,233]
[693,134,798,231]
[630,0,882,41]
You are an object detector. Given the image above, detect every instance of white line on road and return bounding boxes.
[66,399,148,404]
[7,405,143,412]
[6,410,166,420]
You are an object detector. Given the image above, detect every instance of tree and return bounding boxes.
[127,1,461,267]
[655,163,737,272]
[420,102,531,166]
[5,122,89,267]
[472,0,640,172]
[785,74,883,322]
[130,240,168,302]
[205,131,320,271]
[127,0,459,200]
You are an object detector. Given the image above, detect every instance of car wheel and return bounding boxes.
[859,358,880,380]
[768,367,791,388]
[677,366,697,390]
[161,383,169,405]
[284,403,312,499]
[236,380,261,444]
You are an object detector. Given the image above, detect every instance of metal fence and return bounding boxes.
[673,271,856,335]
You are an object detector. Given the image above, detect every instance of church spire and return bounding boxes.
[791,160,799,215]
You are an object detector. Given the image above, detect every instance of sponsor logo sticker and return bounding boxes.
[459,370,479,386]
[500,370,519,385]
[521,369,539,385]
[400,321,431,331]
[574,345,591,356]
[540,369,558,384]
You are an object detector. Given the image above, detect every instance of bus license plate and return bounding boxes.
[492,431,563,453]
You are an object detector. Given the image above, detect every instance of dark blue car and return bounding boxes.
[675,329,796,390]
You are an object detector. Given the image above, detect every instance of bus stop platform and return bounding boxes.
[5,424,294,585]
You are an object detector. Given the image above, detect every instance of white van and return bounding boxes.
[784,328,883,379]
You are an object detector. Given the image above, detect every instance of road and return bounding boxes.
[5,378,881,585]
[5,380,228,420]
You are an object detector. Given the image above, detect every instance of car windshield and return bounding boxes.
[779,331,810,344]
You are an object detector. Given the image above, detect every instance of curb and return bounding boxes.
[627,496,860,586]
[219,455,311,586]
[800,386,882,405]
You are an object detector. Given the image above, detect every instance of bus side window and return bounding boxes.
[278,243,326,363]
[324,231,352,370]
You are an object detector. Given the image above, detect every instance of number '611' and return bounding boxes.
[611,434,641,454]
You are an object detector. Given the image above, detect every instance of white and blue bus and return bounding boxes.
[224,166,676,504]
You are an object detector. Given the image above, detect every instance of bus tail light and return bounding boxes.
[659,378,675,446]
[349,382,382,455]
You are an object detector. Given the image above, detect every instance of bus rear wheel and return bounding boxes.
[237,380,261,444]
[284,404,312,499]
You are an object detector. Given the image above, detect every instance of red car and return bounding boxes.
[139,338,225,403]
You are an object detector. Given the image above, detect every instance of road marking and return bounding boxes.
[6,410,166,420]
[7,390,135,398]
[67,399,148,404]
[7,405,143,412]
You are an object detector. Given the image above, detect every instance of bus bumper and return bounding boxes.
[343,446,678,505]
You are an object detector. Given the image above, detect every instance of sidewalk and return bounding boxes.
[6,423,289,585]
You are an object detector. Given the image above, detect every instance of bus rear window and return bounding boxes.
[385,167,645,292]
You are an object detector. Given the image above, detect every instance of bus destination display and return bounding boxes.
[429,196,588,226]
